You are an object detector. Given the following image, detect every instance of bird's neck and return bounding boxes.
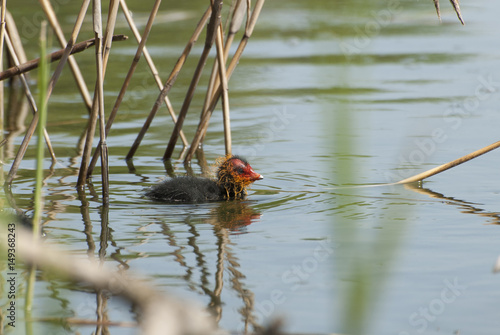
[217,176,247,199]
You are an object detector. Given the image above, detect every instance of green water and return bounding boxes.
[2,0,500,334]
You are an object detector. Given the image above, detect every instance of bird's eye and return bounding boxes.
[235,167,244,174]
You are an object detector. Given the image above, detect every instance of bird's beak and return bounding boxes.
[248,168,263,181]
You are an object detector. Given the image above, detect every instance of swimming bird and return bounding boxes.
[145,155,263,203]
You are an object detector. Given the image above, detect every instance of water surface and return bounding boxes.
[3,0,500,334]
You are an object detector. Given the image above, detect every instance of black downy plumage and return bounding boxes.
[145,155,263,203]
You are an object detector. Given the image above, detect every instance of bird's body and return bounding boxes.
[146,177,223,203]
[146,155,263,203]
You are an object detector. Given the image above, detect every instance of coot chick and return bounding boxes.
[145,155,263,203]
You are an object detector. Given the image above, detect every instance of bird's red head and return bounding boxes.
[217,155,263,198]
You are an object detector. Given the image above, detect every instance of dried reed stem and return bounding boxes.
[224,0,247,75]
[39,0,93,111]
[5,12,28,77]
[0,0,5,70]
[87,0,163,177]
[4,30,57,185]
[396,140,500,184]
[77,0,119,189]
[433,0,441,21]
[99,0,120,201]
[185,0,265,162]
[102,0,120,71]
[163,1,223,161]
[6,0,90,185]
[33,21,49,235]
[5,11,27,67]
[198,0,246,147]
[4,30,56,160]
[77,0,116,202]
[433,0,464,24]
[125,6,212,161]
[45,0,90,100]
[77,24,100,188]
[0,0,7,153]
[198,1,236,137]
[494,256,500,273]
[97,0,109,203]
[215,25,231,156]
[0,35,127,81]
[449,0,464,24]
[119,0,188,146]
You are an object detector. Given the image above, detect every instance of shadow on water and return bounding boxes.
[404,182,500,225]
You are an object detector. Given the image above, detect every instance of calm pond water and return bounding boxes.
[2,0,500,334]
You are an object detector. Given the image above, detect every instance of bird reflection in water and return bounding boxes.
[154,199,263,332]
[210,200,262,232]
[201,200,263,331]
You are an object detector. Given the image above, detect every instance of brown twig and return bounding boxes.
[102,0,120,72]
[449,0,464,25]
[5,11,28,68]
[77,0,105,191]
[87,0,162,178]
[0,2,5,172]
[184,0,265,163]
[0,1,7,168]
[396,140,500,184]
[4,30,56,160]
[96,0,110,203]
[43,0,90,106]
[433,0,464,25]
[77,0,118,202]
[433,0,441,21]
[4,29,57,184]
[125,6,212,161]
[0,35,127,81]
[39,0,93,111]
[494,256,500,273]
[5,0,91,186]
[215,24,231,156]
[119,0,188,146]
[163,0,224,161]
[198,0,246,148]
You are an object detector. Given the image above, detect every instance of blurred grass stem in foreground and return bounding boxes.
[330,74,409,334]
